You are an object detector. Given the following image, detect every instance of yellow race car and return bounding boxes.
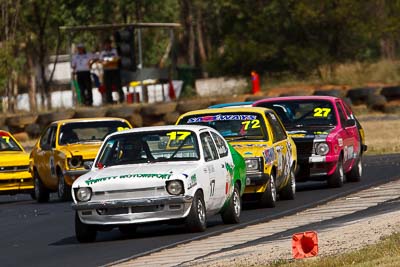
[0,130,33,196]
[30,118,132,202]
[176,107,297,208]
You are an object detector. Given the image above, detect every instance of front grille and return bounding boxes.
[0,165,29,173]
[92,186,167,201]
[96,205,164,215]
[293,139,314,156]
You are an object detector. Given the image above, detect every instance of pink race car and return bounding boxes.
[253,96,366,187]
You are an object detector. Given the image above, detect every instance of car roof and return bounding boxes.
[52,117,129,125]
[106,124,214,137]
[180,107,272,117]
[254,95,339,105]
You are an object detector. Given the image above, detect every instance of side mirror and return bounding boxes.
[83,161,93,170]
[344,119,356,128]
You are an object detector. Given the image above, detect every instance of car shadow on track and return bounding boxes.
[49,218,224,246]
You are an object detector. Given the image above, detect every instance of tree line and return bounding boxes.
[1,0,399,112]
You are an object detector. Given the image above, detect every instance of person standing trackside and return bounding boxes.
[71,43,95,106]
[100,39,125,104]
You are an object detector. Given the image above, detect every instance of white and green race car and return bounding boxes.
[72,125,246,242]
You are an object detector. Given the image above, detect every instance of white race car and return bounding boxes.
[71,125,246,242]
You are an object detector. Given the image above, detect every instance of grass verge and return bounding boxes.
[263,60,400,91]
[360,117,400,154]
[266,232,400,267]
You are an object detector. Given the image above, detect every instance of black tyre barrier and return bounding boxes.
[346,87,379,105]
[380,86,400,101]
[366,94,387,111]
[313,89,344,97]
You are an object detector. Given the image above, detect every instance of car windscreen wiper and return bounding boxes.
[226,136,264,141]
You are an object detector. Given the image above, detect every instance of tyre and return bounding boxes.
[74,107,107,118]
[34,171,50,203]
[106,105,141,118]
[118,224,137,236]
[177,99,210,113]
[327,157,344,188]
[6,114,38,128]
[342,97,352,106]
[221,185,241,224]
[25,123,41,138]
[383,102,400,114]
[346,87,378,105]
[210,95,247,105]
[347,156,362,182]
[245,95,268,101]
[313,89,343,97]
[186,191,207,232]
[381,86,400,101]
[279,168,296,200]
[127,113,143,127]
[0,116,7,128]
[162,111,181,124]
[37,110,75,126]
[279,90,309,97]
[366,94,386,111]
[12,132,29,143]
[141,102,177,116]
[75,212,97,243]
[259,172,277,208]
[57,171,71,201]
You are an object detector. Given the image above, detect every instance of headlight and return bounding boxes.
[166,180,184,195]
[75,187,92,202]
[245,158,261,171]
[315,142,329,156]
[68,156,83,168]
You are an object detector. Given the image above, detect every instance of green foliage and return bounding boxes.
[3,0,400,109]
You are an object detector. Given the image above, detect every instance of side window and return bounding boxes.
[336,102,347,127]
[266,112,286,142]
[342,101,353,118]
[41,126,57,149]
[211,132,229,158]
[50,127,57,148]
[40,127,52,148]
[200,132,219,162]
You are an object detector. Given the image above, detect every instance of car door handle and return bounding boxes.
[221,164,225,168]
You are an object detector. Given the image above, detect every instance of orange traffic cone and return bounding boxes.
[292,231,318,259]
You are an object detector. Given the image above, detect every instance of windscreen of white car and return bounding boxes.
[179,113,268,141]
[95,130,200,167]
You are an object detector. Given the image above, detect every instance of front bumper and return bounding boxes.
[0,171,33,193]
[73,195,193,225]
[63,169,90,186]
[64,169,89,177]
[245,171,269,186]
[297,154,339,180]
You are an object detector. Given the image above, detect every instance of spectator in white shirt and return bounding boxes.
[71,43,95,106]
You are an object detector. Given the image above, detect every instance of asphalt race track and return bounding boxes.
[1,154,399,267]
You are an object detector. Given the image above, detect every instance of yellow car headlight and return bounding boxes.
[68,156,83,168]
[245,158,262,171]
